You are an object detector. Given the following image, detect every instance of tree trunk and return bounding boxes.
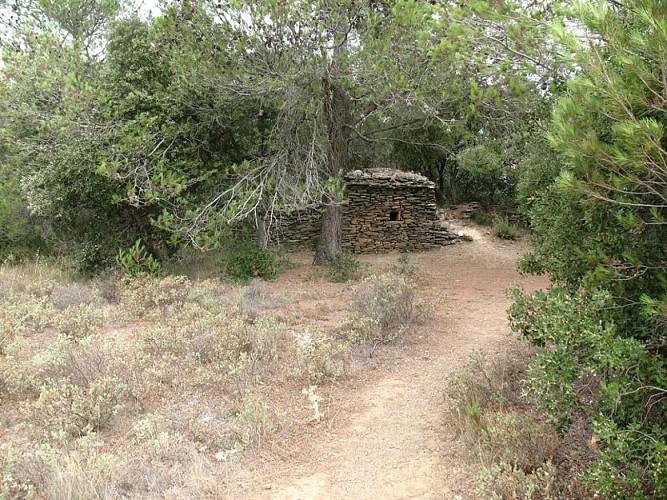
[316,75,352,264]
[256,213,268,250]
[314,202,342,265]
[447,161,459,205]
[437,161,446,205]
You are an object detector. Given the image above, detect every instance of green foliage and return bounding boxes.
[0,0,561,266]
[0,3,170,273]
[470,208,494,226]
[515,137,564,216]
[116,239,162,278]
[493,218,518,240]
[587,419,667,500]
[391,124,471,205]
[457,142,515,208]
[0,156,47,260]
[224,247,277,284]
[509,287,667,496]
[511,3,667,491]
[327,251,366,283]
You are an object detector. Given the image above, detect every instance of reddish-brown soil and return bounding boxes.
[230,224,547,499]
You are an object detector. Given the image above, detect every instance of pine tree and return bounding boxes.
[511,1,667,496]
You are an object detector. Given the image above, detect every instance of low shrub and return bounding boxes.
[327,252,367,283]
[224,247,277,284]
[237,279,281,318]
[0,295,54,354]
[446,348,591,499]
[143,305,279,364]
[346,273,415,344]
[0,261,61,351]
[0,443,37,498]
[232,392,280,451]
[117,275,192,321]
[394,254,418,277]
[494,218,519,240]
[54,304,104,341]
[446,351,528,440]
[139,302,282,391]
[295,329,349,383]
[475,460,561,500]
[23,376,127,441]
[120,417,219,495]
[51,282,103,310]
[484,410,560,473]
[34,335,112,388]
[43,445,119,500]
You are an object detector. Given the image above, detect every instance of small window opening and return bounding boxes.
[389,211,400,221]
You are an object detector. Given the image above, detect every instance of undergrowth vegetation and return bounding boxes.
[493,218,519,240]
[223,247,279,284]
[326,251,369,283]
[345,273,416,344]
[446,347,592,499]
[0,253,423,497]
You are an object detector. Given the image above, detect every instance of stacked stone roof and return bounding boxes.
[344,168,435,189]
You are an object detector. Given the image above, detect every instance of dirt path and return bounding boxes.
[240,228,546,499]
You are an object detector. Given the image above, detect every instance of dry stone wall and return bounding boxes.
[267,204,322,249]
[342,169,457,252]
[268,169,457,252]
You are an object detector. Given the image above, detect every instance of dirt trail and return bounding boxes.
[241,228,546,499]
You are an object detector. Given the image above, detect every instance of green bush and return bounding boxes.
[494,218,518,240]
[224,247,277,284]
[515,137,564,217]
[0,161,48,261]
[509,287,667,497]
[456,142,516,208]
[116,239,161,277]
[327,251,366,283]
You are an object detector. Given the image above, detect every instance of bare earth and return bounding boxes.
[233,225,547,499]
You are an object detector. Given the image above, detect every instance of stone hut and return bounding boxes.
[342,168,454,252]
[269,168,456,252]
